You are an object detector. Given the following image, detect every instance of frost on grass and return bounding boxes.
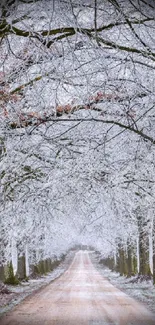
[99,266,155,314]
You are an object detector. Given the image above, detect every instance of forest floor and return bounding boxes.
[0,250,155,325]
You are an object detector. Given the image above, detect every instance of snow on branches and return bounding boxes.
[0,0,155,276]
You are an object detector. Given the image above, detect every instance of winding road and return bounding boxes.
[1,250,155,325]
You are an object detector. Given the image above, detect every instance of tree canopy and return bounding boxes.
[0,0,155,279]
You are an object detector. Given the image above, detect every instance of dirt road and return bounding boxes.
[1,250,155,325]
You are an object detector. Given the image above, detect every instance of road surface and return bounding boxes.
[1,250,155,325]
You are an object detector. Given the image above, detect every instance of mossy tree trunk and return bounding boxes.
[153,217,155,285]
[117,243,128,276]
[133,254,138,274]
[127,241,133,277]
[138,228,151,276]
[17,254,26,280]
[0,265,5,282]
[126,241,137,277]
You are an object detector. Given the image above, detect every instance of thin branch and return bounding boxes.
[26,117,155,145]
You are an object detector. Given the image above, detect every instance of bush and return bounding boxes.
[4,261,19,285]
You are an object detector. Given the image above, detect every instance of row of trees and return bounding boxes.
[0,0,155,283]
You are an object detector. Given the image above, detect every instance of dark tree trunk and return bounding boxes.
[139,228,150,276]
[117,243,127,276]
[153,218,155,285]
[127,242,132,277]
[17,254,26,280]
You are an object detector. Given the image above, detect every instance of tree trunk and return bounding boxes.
[17,254,26,280]
[117,244,127,276]
[11,237,18,276]
[139,228,150,276]
[127,242,132,277]
[25,244,29,277]
[149,230,153,275]
[153,217,155,285]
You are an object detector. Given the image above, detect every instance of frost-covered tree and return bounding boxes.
[0,0,155,281]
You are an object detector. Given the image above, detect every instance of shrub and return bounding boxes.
[4,261,19,285]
